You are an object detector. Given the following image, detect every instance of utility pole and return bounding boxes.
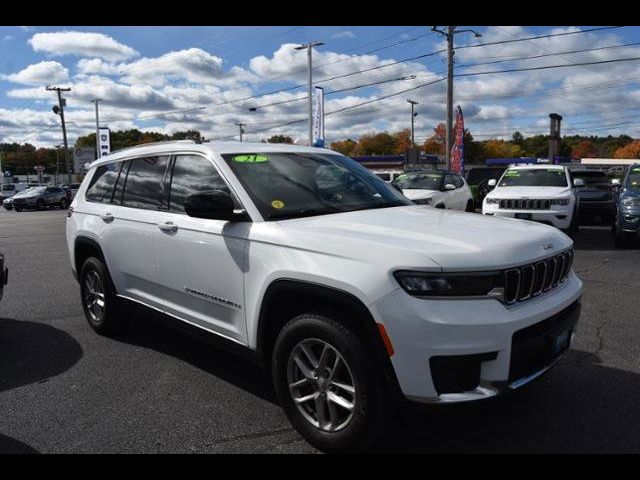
[55,144,61,185]
[235,123,246,142]
[91,98,102,159]
[431,27,482,169]
[295,41,324,146]
[407,100,418,147]
[47,86,72,185]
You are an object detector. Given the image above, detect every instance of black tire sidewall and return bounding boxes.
[79,256,119,334]
[272,313,388,452]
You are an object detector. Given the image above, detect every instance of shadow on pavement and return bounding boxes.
[0,319,83,393]
[393,350,640,453]
[0,434,39,454]
[112,313,277,404]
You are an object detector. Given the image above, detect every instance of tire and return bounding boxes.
[36,199,45,211]
[465,199,475,212]
[79,256,122,335]
[272,312,392,453]
[59,198,67,209]
[612,215,628,248]
[15,208,22,212]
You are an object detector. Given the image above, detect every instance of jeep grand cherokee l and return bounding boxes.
[66,141,583,452]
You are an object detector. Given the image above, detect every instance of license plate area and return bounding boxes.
[515,213,532,220]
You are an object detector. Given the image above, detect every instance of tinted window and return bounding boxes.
[111,161,129,205]
[86,164,121,203]
[499,168,568,187]
[169,155,230,213]
[394,172,443,190]
[122,156,170,210]
[453,175,464,188]
[444,174,463,189]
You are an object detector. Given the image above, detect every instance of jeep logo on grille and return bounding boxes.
[543,243,554,250]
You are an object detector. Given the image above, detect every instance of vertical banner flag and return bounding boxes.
[450,106,465,174]
[99,127,111,156]
[312,86,325,147]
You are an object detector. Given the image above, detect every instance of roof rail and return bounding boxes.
[110,139,201,155]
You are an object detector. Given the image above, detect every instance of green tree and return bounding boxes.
[266,134,294,144]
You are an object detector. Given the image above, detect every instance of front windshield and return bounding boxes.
[222,152,411,220]
[499,168,568,187]
[26,187,46,194]
[627,167,640,189]
[393,172,443,190]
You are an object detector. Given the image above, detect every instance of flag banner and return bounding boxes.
[450,106,464,175]
[99,127,111,156]
[312,86,325,147]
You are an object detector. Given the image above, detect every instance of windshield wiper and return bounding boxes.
[269,206,343,220]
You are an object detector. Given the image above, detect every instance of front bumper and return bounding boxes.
[618,209,640,234]
[483,205,573,229]
[371,272,582,403]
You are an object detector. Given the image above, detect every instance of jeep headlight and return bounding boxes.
[485,197,499,204]
[413,197,432,205]
[394,270,503,297]
[551,198,571,206]
[622,197,640,207]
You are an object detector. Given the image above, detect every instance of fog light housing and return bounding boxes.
[430,352,498,394]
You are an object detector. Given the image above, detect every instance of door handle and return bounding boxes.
[100,213,114,223]
[158,221,178,234]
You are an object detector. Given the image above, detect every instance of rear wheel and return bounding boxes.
[272,313,392,453]
[80,257,123,335]
[465,199,475,212]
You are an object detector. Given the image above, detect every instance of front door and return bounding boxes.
[153,154,249,344]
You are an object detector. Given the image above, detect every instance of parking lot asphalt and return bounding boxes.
[0,208,639,453]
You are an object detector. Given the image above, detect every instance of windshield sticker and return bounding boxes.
[232,154,269,163]
[504,171,520,177]
[632,167,640,173]
[271,200,285,209]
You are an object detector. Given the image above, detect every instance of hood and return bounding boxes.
[265,205,572,271]
[487,186,572,199]
[402,189,439,200]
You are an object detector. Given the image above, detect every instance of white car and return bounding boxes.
[393,170,475,211]
[66,141,582,452]
[482,164,582,233]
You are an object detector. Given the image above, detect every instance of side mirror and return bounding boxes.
[611,178,621,187]
[184,190,245,221]
[444,183,456,191]
[487,179,497,187]
[573,178,585,187]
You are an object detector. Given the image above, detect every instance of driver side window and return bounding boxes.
[444,174,458,189]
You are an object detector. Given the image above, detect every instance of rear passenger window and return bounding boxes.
[454,175,465,188]
[122,156,170,210]
[111,161,129,205]
[86,164,121,203]
[169,155,231,213]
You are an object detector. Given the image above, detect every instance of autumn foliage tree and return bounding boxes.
[614,140,640,159]
[356,132,398,155]
[571,140,599,159]
[330,139,358,156]
[422,123,446,155]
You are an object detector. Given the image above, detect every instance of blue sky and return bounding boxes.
[2,25,640,147]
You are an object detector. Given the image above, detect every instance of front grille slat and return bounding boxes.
[503,249,573,305]
[498,198,551,210]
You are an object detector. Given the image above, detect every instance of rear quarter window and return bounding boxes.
[85,164,121,203]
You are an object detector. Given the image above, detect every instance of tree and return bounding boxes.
[422,123,446,155]
[571,140,598,159]
[330,139,358,156]
[393,129,413,153]
[512,131,524,147]
[483,139,522,159]
[356,132,397,155]
[614,140,640,159]
[266,134,293,144]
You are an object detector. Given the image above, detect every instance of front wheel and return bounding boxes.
[272,313,392,453]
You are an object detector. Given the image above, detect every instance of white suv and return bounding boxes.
[66,141,583,452]
[482,164,581,233]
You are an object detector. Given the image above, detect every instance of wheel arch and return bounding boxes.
[256,278,403,401]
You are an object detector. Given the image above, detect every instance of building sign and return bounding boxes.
[99,127,111,156]
[312,86,325,148]
[450,106,465,175]
[74,147,95,173]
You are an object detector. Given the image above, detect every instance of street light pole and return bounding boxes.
[235,123,246,142]
[92,98,102,159]
[407,99,418,147]
[46,85,72,185]
[295,41,324,146]
[431,26,482,169]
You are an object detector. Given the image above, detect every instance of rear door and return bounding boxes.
[96,156,171,308]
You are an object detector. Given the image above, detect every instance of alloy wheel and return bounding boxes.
[84,270,106,324]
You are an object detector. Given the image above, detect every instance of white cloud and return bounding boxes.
[3,61,69,86]
[331,31,356,40]
[3,35,13,42]
[28,31,138,61]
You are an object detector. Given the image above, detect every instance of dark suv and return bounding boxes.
[570,169,616,224]
[12,186,69,211]
[465,166,507,208]
[612,163,640,247]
